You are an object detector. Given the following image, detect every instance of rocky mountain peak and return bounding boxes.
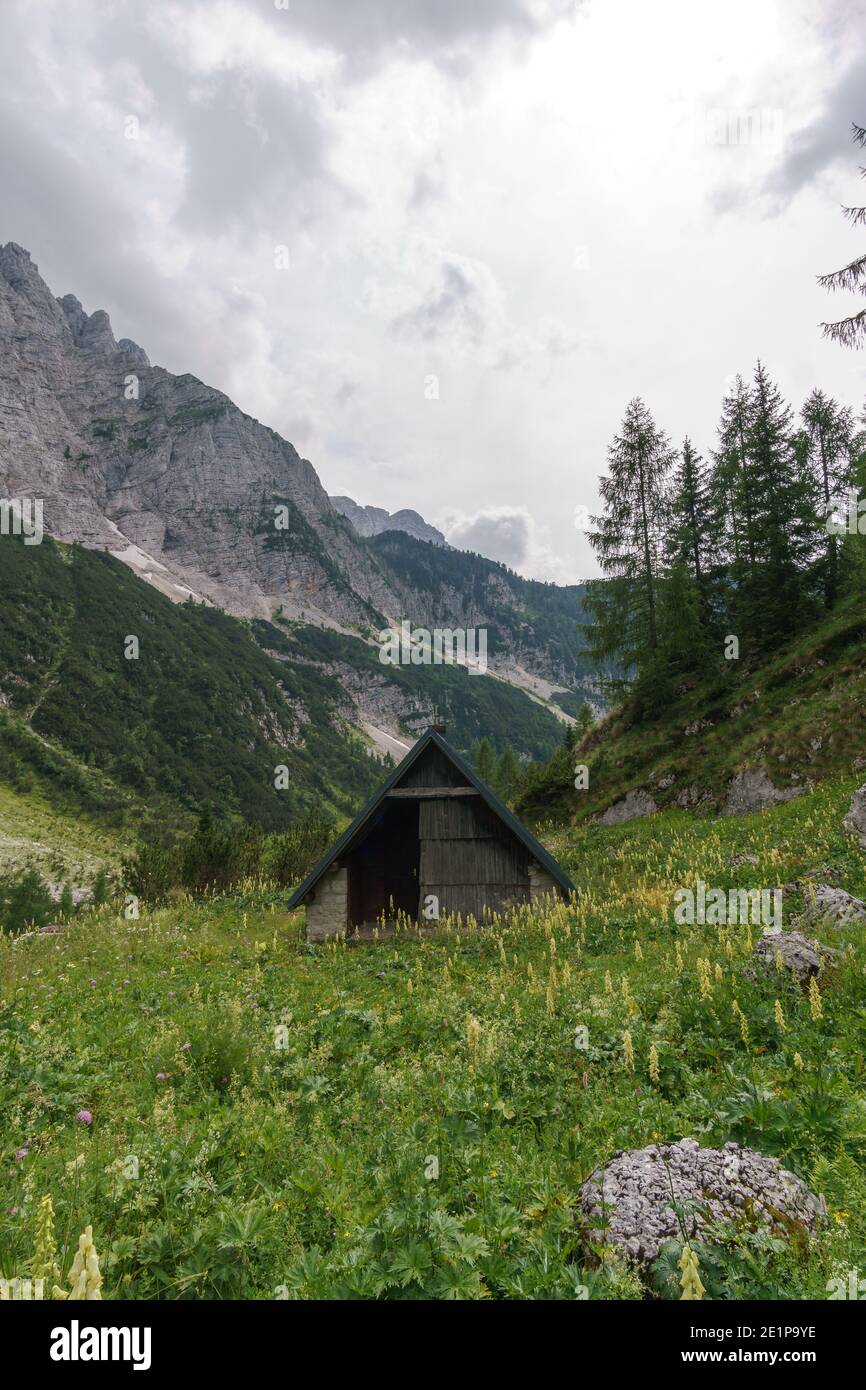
[331,495,447,547]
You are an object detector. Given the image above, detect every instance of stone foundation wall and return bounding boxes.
[305,864,348,941]
[528,861,561,903]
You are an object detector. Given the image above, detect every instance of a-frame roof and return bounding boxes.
[287,728,574,910]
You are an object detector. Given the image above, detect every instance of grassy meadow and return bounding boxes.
[2,775,866,1300]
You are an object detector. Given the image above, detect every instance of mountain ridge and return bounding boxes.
[0,241,594,719]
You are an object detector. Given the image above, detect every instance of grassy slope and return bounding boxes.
[2,776,864,1299]
[0,783,127,884]
[518,596,866,825]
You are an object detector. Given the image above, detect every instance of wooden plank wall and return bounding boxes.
[419,793,530,920]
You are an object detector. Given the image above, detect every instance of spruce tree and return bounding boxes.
[800,388,857,606]
[495,745,521,803]
[583,398,675,692]
[741,361,819,639]
[710,374,757,585]
[819,122,866,349]
[473,737,497,785]
[667,438,710,585]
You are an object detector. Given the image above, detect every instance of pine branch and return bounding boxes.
[817,252,866,292]
[820,308,866,349]
[842,205,866,226]
[853,122,866,147]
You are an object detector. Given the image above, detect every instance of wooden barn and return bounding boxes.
[287,724,574,939]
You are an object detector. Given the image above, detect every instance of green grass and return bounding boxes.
[2,776,865,1299]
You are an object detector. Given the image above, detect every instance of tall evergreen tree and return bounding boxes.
[667,439,710,581]
[583,398,675,692]
[494,745,521,803]
[710,374,757,585]
[741,361,819,638]
[819,122,866,349]
[800,388,857,607]
[473,737,497,785]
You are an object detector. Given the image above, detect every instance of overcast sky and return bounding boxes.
[1,0,863,581]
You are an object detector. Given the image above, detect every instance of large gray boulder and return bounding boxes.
[843,784,866,850]
[802,884,866,928]
[723,769,803,816]
[751,930,836,986]
[580,1139,825,1266]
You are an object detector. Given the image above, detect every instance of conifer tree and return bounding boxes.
[800,388,857,606]
[583,398,676,691]
[819,122,866,349]
[667,438,710,586]
[494,745,521,803]
[710,374,757,584]
[741,361,819,638]
[473,737,497,785]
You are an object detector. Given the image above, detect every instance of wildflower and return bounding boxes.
[32,1195,61,1287]
[648,1043,660,1085]
[809,975,823,1022]
[732,999,750,1047]
[678,1244,705,1300]
[714,963,723,984]
[774,948,784,973]
[53,1225,102,1301]
[623,1030,634,1072]
[774,999,786,1032]
[181,1042,191,1051]
[604,970,613,995]
[674,946,683,973]
[407,978,413,995]
[634,940,643,961]
[155,1073,168,1082]
[466,1015,481,1063]
[793,1052,804,1070]
[527,962,534,980]
[696,958,712,999]
[76,1110,92,1126]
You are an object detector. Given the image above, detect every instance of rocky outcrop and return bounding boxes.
[751,930,837,987]
[597,789,657,825]
[723,769,803,816]
[801,884,866,928]
[330,495,447,547]
[843,783,866,849]
[580,1139,825,1266]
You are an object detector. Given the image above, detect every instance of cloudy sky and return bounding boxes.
[1,0,863,581]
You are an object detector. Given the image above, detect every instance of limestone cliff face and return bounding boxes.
[0,242,398,625]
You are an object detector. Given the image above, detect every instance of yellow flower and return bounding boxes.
[648,1042,660,1085]
[634,940,643,961]
[732,999,750,1047]
[678,1243,705,1300]
[793,1052,804,1070]
[623,1030,635,1072]
[774,999,785,1032]
[32,1194,61,1287]
[809,975,823,1022]
[53,1225,102,1301]
[604,970,613,995]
